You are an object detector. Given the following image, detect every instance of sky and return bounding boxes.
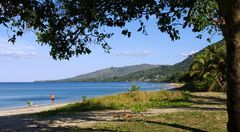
[0,20,223,82]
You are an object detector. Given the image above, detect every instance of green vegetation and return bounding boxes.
[26,101,33,107]
[185,40,226,92]
[0,0,240,131]
[36,91,192,117]
[1,1,237,130]
[30,92,226,131]
[41,64,159,82]
[40,55,193,82]
[110,54,194,83]
[128,83,140,92]
[92,111,227,132]
[81,96,88,102]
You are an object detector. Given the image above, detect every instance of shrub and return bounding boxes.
[27,100,33,107]
[128,83,140,92]
[81,96,88,102]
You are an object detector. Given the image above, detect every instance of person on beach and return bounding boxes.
[50,93,55,105]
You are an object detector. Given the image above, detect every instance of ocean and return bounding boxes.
[0,82,172,110]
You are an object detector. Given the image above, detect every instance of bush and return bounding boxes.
[128,83,140,92]
[81,96,88,102]
[27,100,33,107]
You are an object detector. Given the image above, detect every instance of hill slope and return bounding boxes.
[53,64,159,82]
[42,54,194,82]
[99,54,194,82]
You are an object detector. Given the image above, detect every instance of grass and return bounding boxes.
[91,111,227,132]
[36,90,192,117]
[24,92,226,131]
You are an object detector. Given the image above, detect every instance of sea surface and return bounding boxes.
[0,82,173,110]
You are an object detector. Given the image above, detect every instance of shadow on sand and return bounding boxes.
[0,112,208,132]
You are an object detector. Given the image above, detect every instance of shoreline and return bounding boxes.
[0,86,178,117]
[0,101,78,117]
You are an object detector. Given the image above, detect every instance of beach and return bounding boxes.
[0,92,227,131]
[0,83,175,117]
[0,102,72,117]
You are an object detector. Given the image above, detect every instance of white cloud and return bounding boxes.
[113,50,152,57]
[181,50,198,57]
[0,38,46,59]
[0,50,38,59]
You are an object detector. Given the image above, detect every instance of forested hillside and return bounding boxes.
[99,55,194,82]
[46,64,159,82]
[40,40,226,88]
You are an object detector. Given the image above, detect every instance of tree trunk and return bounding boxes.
[225,31,240,132]
[218,0,240,131]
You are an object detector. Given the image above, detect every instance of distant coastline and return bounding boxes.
[36,56,193,83]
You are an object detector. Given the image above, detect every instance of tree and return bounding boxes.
[189,40,227,91]
[0,0,239,131]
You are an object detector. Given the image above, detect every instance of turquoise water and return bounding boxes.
[0,82,172,109]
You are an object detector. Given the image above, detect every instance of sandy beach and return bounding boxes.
[0,102,73,117]
[0,92,227,131]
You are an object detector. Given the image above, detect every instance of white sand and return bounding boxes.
[0,103,72,117]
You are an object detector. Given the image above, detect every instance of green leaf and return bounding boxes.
[137,27,142,32]
[17,31,23,36]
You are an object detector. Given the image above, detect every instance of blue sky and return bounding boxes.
[0,20,223,82]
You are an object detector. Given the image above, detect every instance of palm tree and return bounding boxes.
[189,41,226,92]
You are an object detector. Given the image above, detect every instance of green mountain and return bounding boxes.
[99,54,195,82]
[42,54,194,82]
[51,64,159,82]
